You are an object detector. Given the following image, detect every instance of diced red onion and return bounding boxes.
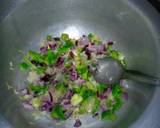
[40,74,51,82]
[69,51,74,58]
[62,99,71,105]
[69,68,78,81]
[65,111,73,118]
[77,79,86,85]
[85,48,91,59]
[48,43,57,50]
[92,112,99,118]
[55,56,64,66]
[40,46,47,54]
[98,87,112,100]
[52,80,58,85]
[107,39,114,45]
[122,92,128,100]
[40,101,53,111]
[79,36,90,46]
[61,99,72,110]
[74,119,82,127]
[65,90,74,99]
[22,102,33,110]
[106,86,112,93]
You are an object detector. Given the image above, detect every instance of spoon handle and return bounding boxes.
[123,70,160,86]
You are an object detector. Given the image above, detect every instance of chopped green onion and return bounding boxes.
[51,104,66,120]
[101,110,117,121]
[19,62,29,71]
[61,33,69,41]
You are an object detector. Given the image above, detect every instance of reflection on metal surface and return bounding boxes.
[63,26,80,39]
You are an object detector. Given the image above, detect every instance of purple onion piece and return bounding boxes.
[98,87,112,100]
[107,39,114,45]
[79,36,90,46]
[85,48,91,59]
[52,80,58,85]
[77,79,86,85]
[99,94,107,100]
[92,112,99,118]
[107,86,112,93]
[22,102,33,110]
[122,92,128,100]
[40,74,51,82]
[62,100,72,110]
[97,44,106,54]
[40,101,53,111]
[40,46,47,54]
[65,90,74,99]
[69,51,74,58]
[55,56,64,66]
[74,119,82,127]
[62,99,71,105]
[69,68,78,81]
[90,44,105,54]
[48,43,57,50]
[65,111,73,118]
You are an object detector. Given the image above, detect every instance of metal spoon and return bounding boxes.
[90,57,160,85]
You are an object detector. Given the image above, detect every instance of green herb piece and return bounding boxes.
[107,44,113,51]
[23,55,35,67]
[28,84,48,95]
[106,99,113,108]
[112,98,123,112]
[29,51,44,63]
[55,82,67,94]
[81,96,100,113]
[35,67,46,75]
[92,97,100,113]
[97,83,107,93]
[88,33,101,44]
[46,35,52,41]
[64,61,72,68]
[51,104,66,120]
[79,86,95,99]
[112,84,123,98]
[101,110,117,121]
[61,33,69,41]
[76,64,90,80]
[76,47,83,54]
[57,40,74,54]
[71,94,83,106]
[107,48,126,66]
[72,85,81,93]
[45,50,58,65]
[110,50,119,59]
[19,62,29,71]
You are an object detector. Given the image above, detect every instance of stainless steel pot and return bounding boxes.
[0,0,160,128]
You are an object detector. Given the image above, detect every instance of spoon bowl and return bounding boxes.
[92,57,160,86]
[90,57,124,84]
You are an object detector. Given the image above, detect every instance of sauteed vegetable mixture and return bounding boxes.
[19,33,128,127]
